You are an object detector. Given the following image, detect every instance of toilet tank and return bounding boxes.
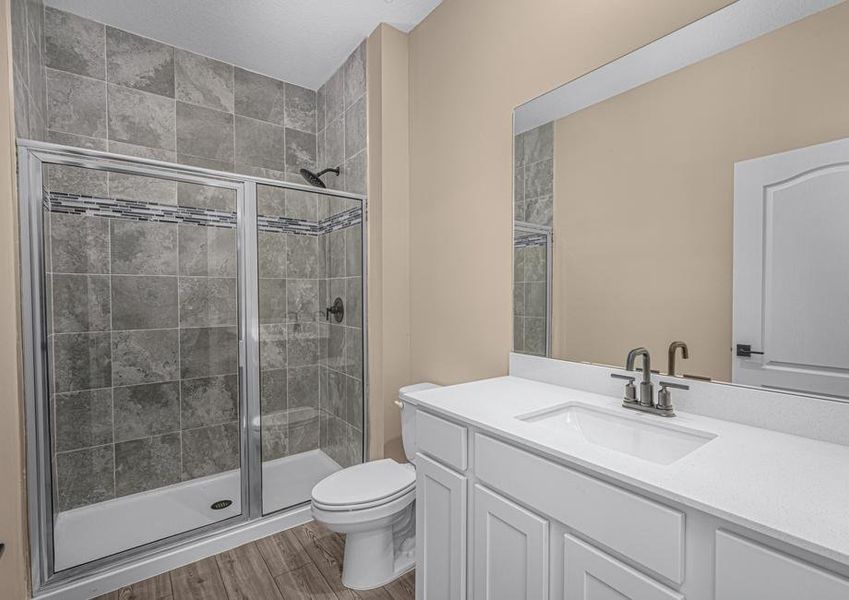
[398,383,441,463]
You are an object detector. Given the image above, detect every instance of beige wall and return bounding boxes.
[367,25,412,461]
[552,2,849,381]
[0,0,29,597]
[406,0,735,385]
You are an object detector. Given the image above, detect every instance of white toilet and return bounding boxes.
[310,383,440,590]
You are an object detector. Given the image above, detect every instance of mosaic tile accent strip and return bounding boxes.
[514,232,548,248]
[45,192,362,236]
[46,192,236,228]
[322,207,362,234]
[257,214,320,235]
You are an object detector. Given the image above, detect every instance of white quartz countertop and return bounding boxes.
[407,376,849,568]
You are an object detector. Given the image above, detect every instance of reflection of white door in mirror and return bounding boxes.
[733,137,849,399]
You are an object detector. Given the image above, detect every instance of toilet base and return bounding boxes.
[336,502,416,590]
[342,544,414,591]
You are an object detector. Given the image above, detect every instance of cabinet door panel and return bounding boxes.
[564,534,683,600]
[476,434,684,583]
[416,453,467,600]
[716,531,849,600]
[473,485,549,600]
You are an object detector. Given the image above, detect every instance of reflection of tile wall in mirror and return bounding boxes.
[513,121,552,357]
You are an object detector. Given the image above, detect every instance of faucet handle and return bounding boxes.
[656,380,689,416]
[611,373,637,404]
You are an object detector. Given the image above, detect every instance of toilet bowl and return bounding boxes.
[310,383,440,590]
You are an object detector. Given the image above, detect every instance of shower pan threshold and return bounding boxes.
[54,450,341,571]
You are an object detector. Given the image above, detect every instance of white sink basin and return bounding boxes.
[516,402,716,465]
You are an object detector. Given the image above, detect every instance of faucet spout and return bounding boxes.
[625,347,654,407]
[626,347,652,384]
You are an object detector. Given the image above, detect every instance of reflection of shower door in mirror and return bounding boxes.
[257,184,365,515]
[733,137,849,398]
[21,154,247,573]
[513,223,552,357]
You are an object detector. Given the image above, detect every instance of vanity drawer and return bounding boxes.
[475,434,685,584]
[715,531,849,600]
[417,410,468,471]
[564,534,683,600]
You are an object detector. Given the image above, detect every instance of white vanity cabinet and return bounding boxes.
[473,484,549,600]
[416,452,467,600]
[715,531,849,600]
[415,407,849,600]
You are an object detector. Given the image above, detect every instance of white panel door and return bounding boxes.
[716,531,849,600]
[563,534,683,600]
[473,485,549,600]
[416,453,467,600]
[733,137,849,398]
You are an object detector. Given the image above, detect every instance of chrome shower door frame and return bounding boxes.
[17,139,369,596]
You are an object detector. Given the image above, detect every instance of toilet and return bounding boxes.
[310,383,440,590]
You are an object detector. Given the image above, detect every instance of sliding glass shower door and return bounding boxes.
[19,141,367,591]
[28,157,247,573]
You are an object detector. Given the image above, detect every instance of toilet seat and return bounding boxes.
[311,459,415,512]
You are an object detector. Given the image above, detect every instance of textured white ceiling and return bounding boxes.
[44,0,441,89]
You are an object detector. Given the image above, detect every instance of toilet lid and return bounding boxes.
[311,459,415,508]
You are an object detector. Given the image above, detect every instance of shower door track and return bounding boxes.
[17,139,370,597]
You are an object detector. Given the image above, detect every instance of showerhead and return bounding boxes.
[300,167,340,189]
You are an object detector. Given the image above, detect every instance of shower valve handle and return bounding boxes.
[326,297,344,323]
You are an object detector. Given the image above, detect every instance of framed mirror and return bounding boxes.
[512,0,849,401]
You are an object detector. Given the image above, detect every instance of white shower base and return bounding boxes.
[54,449,340,571]
[261,448,341,514]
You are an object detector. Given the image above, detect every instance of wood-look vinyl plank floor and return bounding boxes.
[97,572,173,600]
[169,556,229,600]
[93,522,415,600]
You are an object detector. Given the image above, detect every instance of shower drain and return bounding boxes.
[210,500,233,510]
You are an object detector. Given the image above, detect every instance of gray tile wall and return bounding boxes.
[36,7,319,185]
[513,123,552,356]
[11,0,47,140]
[46,187,241,512]
[317,41,368,195]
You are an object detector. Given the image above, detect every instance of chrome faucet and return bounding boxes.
[610,347,688,417]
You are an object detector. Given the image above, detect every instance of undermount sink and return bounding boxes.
[516,402,716,465]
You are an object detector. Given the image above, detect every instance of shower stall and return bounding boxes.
[18,140,367,592]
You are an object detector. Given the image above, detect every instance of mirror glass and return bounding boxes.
[512,0,849,400]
